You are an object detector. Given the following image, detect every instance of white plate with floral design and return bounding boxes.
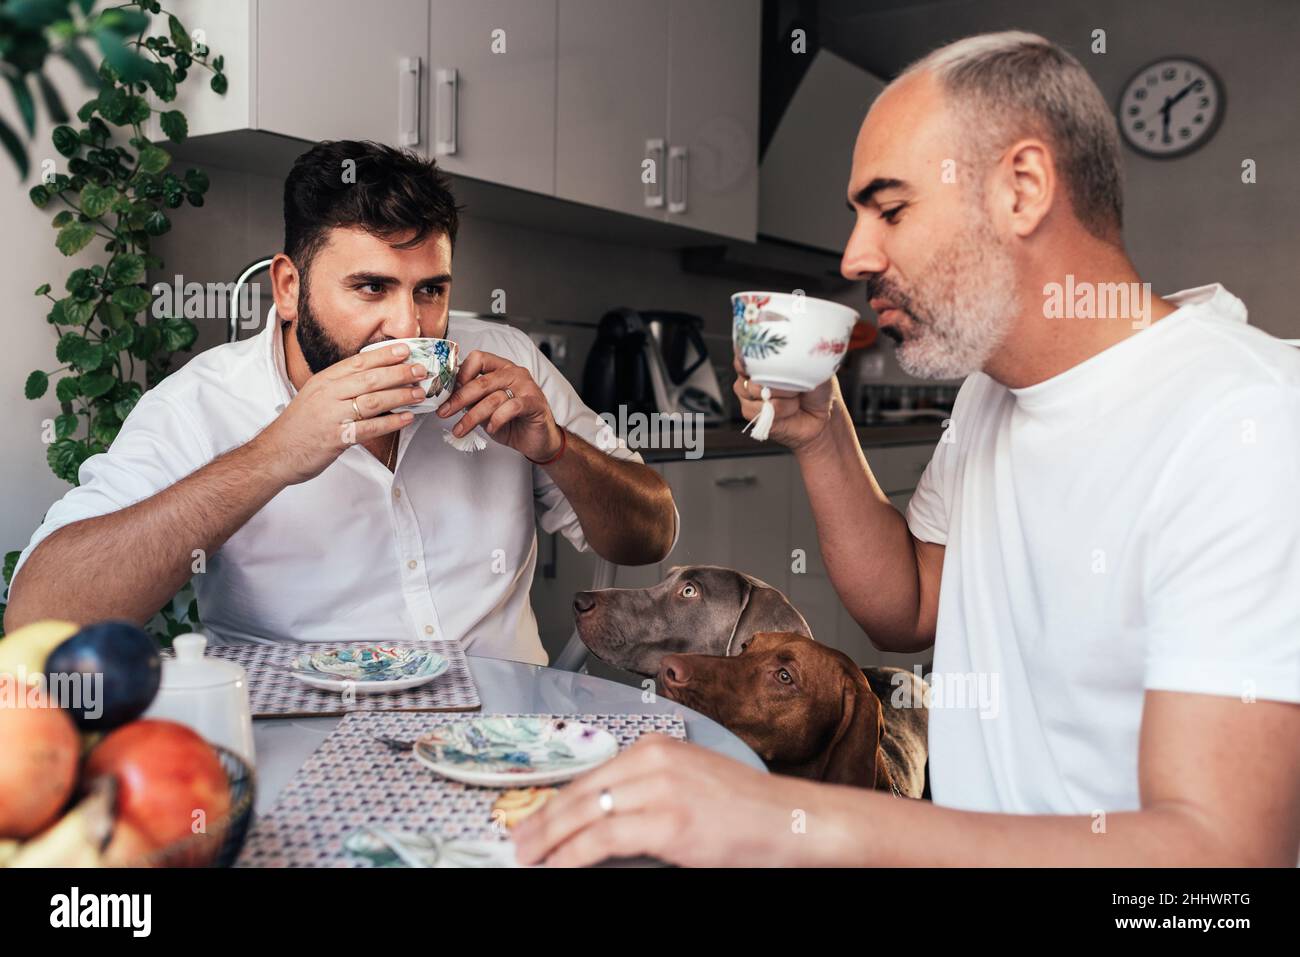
[288,645,449,694]
[413,717,618,786]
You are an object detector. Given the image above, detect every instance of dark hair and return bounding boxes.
[282,140,460,278]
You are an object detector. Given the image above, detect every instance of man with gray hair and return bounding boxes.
[514,31,1300,866]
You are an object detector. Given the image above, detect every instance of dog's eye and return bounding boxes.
[680,583,698,598]
[776,668,793,684]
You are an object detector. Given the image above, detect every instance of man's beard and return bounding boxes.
[867,215,1018,380]
[294,280,352,374]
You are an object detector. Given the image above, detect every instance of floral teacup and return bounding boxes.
[360,337,460,413]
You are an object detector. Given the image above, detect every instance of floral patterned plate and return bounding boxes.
[412,717,618,786]
[288,645,449,694]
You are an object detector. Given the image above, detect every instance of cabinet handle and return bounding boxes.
[435,67,458,155]
[715,474,757,488]
[668,144,688,214]
[398,57,421,147]
[645,138,665,208]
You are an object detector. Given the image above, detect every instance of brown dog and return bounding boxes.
[658,631,928,797]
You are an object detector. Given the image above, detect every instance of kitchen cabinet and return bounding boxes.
[555,0,671,223]
[658,456,793,596]
[556,0,759,240]
[428,0,558,194]
[759,50,887,252]
[663,0,760,239]
[167,0,428,149]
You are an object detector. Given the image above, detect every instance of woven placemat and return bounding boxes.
[236,710,686,867]
[166,641,480,717]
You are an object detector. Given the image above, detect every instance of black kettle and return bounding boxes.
[581,308,657,417]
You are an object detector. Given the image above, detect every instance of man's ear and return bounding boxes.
[731,583,813,652]
[820,675,885,789]
[269,252,301,321]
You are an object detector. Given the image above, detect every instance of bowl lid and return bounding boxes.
[161,633,245,690]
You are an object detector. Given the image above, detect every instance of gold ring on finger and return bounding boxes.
[504,387,515,401]
[351,398,363,421]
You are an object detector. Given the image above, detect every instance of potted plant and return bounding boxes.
[1,0,226,640]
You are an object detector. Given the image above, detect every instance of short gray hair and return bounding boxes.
[900,31,1123,241]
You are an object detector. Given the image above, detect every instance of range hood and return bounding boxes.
[682,50,886,293]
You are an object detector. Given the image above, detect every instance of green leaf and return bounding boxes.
[35,72,69,124]
[210,72,228,96]
[183,168,210,193]
[3,550,20,588]
[56,221,96,256]
[160,316,198,352]
[62,297,95,326]
[24,370,49,400]
[47,438,91,484]
[167,14,193,53]
[160,110,187,143]
[107,254,145,286]
[112,285,151,313]
[95,29,153,86]
[4,74,37,136]
[71,342,106,373]
[54,413,79,439]
[79,183,118,218]
[34,283,51,296]
[56,376,81,402]
[91,409,121,446]
[130,323,160,358]
[6,0,67,30]
[143,210,171,236]
[113,392,140,421]
[52,124,80,157]
[55,333,86,364]
[149,66,177,103]
[62,44,101,89]
[78,370,116,399]
[0,117,29,180]
[138,144,170,174]
[51,210,73,227]
[29,184,50,207]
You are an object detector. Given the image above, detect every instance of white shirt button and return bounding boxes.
[407,559,418,570]
[424,625,434,636]
[393,487,402,499]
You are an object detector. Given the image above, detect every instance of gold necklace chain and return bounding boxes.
[385,433,398,471]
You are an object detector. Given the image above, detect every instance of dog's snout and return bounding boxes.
[574,591,596,614]
[659,654,691,689]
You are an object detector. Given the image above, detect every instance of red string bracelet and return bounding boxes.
[527,427,567,466]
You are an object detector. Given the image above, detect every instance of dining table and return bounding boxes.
[251,653,767,816]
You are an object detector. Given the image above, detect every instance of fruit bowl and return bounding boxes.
[127,746,255,868]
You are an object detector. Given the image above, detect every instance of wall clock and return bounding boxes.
[1117,56,1224,158]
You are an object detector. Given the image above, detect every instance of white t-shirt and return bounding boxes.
[13,310,649,665]
[905,283,1300,815]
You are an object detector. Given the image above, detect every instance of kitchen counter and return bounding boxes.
[636,420,945,462]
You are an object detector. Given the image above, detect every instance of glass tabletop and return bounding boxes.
[252,654,766,815]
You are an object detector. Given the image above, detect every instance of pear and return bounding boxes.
[0,620,79,687]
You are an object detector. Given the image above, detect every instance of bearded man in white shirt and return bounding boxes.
[6,140,676,664]
[513,32,1300,865]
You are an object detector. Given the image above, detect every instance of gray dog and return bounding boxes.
[574,565,929,796]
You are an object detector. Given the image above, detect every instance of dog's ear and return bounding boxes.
[732,582,812,651]
[820,674,886,789]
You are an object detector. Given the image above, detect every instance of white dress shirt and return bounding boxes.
[13,309,647,665]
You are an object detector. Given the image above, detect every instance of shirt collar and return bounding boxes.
[1007,283,1245,421]
[259,303,295,413]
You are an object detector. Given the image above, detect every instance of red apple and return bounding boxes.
[0,675,81,839]
[85,719,232,866]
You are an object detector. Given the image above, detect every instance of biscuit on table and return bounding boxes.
[491,787,558,829]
